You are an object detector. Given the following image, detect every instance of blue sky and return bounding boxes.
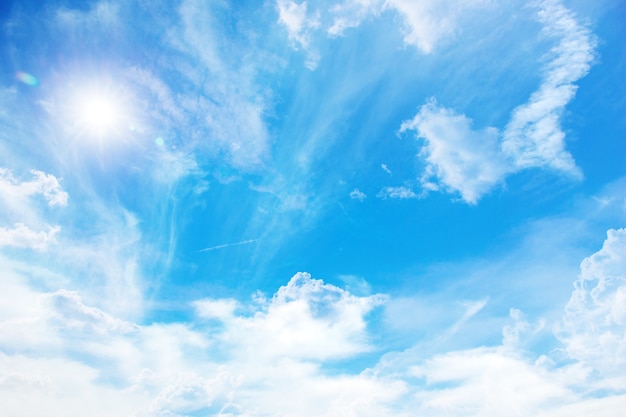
[1,0,625,415]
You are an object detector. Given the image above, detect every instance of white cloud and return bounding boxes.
[277,0,319,47]
[194,298,239,320]
[219,272,388,361]
[405,348,577,417]
[0,168,68,208]
[556,228,626,387]
[277,0,321,69]
[43,289,138,336]
[349,188,366,201]
[376,185,417,200]
[385,0,490,54]
[400,0,595,203]
[2,253,626,416]
[329,0,489,53]
[502,308,546,347]
[501,0,595,175]
[0,168,66,250]
[328,0,383,36]
[399,100,508,204]
[381,163,391,174]
[0,223,60,251]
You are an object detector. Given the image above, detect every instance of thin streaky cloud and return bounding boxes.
[196,239,259,253]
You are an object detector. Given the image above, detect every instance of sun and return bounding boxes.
[79,95,120,131]
[76,92,122,136]
[65,78,133,140]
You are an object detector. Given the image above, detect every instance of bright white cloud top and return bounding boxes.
[1,0,625,416]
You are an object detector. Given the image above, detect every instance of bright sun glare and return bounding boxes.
[78,94,120,135]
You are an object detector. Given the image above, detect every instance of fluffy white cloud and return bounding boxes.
[218,272,388,361]
[399,100,508,204]
[2,234,626,416]
[556,228,626,387]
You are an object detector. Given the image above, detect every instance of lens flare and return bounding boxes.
[16,71,39,87]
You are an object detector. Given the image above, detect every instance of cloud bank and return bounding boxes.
[2,229,626,416]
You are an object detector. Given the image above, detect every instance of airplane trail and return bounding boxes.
[195,239,259,253]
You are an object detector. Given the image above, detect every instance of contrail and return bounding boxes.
[195,238,258,253]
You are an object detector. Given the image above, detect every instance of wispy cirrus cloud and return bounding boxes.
[501,0,596,175]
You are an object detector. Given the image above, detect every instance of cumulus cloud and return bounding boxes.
[400,0,595,203]
[216,272,388,361]
[2,251,626,416]
[556,228,626,386]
